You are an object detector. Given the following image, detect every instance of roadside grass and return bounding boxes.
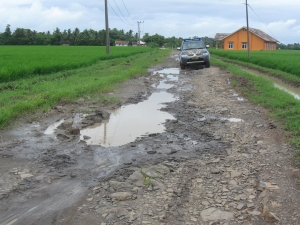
[211,54,300,86]
[210,49,300,77]
[0,49,171,129]
[211,57,300,165]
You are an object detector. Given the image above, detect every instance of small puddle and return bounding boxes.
[44,119,64,135]
[221,118,244,122]
[243,68,300,101]
[233,93,244,101]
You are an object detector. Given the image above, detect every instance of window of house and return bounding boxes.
[228,42,233,49]
[242,42,247,49]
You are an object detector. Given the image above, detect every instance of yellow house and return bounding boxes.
[214,27,278,50]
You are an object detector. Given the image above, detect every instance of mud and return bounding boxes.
[1,52,300,225]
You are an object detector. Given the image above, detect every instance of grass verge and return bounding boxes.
[212,55,300,86]
[0,49,171,129]
[211,57,300,165]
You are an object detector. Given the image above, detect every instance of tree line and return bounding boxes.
[0,24,182,48]
[277,43,300,50]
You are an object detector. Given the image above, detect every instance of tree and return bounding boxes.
[4,24,12,38]
[52,27,61,45]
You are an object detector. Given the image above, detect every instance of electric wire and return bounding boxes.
[107,0,133,26]
[112,0,135,26]
[121,0,136,23]
[219,0,244,5]
[219,0,279,43]
[248,4,279,42]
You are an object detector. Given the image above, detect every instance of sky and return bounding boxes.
[0,0,299,44]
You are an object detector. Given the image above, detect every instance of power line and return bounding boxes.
[248,4,279,42]
[121,0,136,23]
[219,0,244,5]
[107,0,133,26]
[111,0,135,26]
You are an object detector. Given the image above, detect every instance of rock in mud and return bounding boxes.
[66,128,80,135]
[57,120,73,130]
[96,110,110,120]
[110,192,133,201]
[200,207,234,221]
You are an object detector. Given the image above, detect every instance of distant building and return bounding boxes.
[132,41,147,46]
[115,40,129,46]
[214,27,278,50]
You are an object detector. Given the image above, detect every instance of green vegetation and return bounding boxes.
[140,169,154,186]
[211,54,300,86]
[211,56,300,165]
[0,48,171,128]
[0,46,153,82]
[210,49,300,77]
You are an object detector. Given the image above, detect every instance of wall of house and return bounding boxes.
[223,28,275,51]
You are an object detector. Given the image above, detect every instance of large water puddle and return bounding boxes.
[80,68,180,147]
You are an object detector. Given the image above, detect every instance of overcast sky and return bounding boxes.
[0,0,299,44]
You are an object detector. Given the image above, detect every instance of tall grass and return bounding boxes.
[210,49,300,77]
[0,46,153,82]
[0,49,170,128]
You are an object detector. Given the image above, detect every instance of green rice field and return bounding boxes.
[0,46,153,82]
[210,49,300,76]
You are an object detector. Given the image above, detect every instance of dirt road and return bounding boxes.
[1,52,300,225]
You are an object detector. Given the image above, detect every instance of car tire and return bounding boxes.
[180,63,185,70]
[205,61,210,68]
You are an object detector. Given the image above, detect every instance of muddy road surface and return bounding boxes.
[1,52,300,225]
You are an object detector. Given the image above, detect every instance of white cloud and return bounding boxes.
[0,0,299,43]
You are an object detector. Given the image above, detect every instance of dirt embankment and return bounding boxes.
[1,52,300,225]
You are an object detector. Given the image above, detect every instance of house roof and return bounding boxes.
[214,33,230,41]
[248,27,278,42]
[215,27,278,43]
[115,40,129,45]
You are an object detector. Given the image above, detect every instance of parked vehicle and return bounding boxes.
[178,37,210,69]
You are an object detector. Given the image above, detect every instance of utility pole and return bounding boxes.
[246,0,250,58]
[137,21,144,48]
[105,0,110,54]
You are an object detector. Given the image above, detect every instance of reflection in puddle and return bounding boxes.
[221,118,244,122]
[80,92,176,147]
[153,81,174,89]
[274,84,300,100]
[154,68,180,76]
[44,119,64,134]
[44,114,86,135]
[167,75,179,81]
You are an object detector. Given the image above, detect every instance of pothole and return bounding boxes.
[79,68,180,147]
